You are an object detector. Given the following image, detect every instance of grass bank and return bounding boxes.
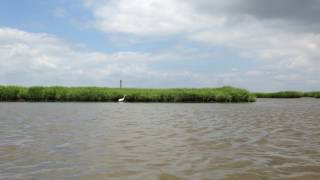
[0,85,255,103]
[304,92,320,98]
[255,91,320,98]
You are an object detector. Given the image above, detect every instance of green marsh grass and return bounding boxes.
[255,91,320,98]
[0,85,255,103]
[254,91,304,98]
[304,92,320,98]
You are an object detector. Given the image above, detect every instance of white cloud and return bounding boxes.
[190,19,320,71]
[84,0,223,36]
[83,0,320,91]
[0,28,156,86]
[0,27,229,88]
[1,26,319,91]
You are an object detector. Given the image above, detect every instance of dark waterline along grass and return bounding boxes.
[0,85,256,103]
[255,91,320,98]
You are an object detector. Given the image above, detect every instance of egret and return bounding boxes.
[118,95,126,102]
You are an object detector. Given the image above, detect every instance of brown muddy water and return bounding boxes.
[0,99,320,180]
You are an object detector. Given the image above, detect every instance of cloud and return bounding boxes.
[0,28,155,86]
[191,0,320,31]
[1,14,320,90]
[84,0,198,35]
[84,0,320,90]
[0,27,235,88]
[85,0,320,34]
[1,1,319,91]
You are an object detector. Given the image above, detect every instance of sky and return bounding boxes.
[0,0,320,91]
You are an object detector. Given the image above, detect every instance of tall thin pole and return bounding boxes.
[120,80,122,89]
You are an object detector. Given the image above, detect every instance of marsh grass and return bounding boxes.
[255,91,320,98]
[0,85,255,103]
[254,91,304,98]
[304,92,320,98]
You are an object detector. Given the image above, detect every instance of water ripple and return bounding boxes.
[0,99,320,179]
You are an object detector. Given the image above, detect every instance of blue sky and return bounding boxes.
[1,0,320,91]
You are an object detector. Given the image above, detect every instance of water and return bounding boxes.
[0,99,320,180]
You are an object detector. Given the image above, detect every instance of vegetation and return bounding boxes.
[304,92,320,98]
[0,85,255,103]
[254,91,304,98]
[255,91,320,98]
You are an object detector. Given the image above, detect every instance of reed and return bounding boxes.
[0,85,255,103]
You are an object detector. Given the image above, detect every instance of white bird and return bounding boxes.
[118,95,126,102]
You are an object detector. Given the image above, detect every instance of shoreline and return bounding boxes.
[254,91,320,98]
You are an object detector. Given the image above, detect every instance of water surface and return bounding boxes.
[0,99,320,179]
